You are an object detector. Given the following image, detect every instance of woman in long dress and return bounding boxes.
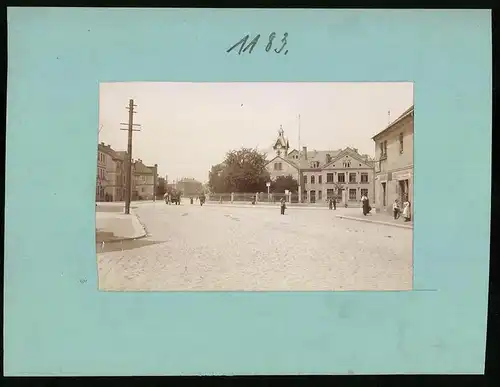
[361,194,370,216]
[402,199,411,222]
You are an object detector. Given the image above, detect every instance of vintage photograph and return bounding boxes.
[96,82,414,291]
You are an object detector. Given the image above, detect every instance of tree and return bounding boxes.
[270,175,299,193]
[333,182,344,199]
[208,148,270,193]
[208,163,227,193]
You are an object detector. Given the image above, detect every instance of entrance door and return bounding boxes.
[310,190,316,203]
[399,179,408,203]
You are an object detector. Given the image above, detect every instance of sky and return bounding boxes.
[99,82,413,183]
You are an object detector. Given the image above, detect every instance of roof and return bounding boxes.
[372,105,414,140]
[114,151,127,161]
[266,155,299,170]
[133,160,154,174]
[272,126,289,150]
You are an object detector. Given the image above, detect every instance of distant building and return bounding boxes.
[372,105,414,214]
[96,143,128,202]
[264,126,375,205]
[176,177,203,197]
[132,159,158,200]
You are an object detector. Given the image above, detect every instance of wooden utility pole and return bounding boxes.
[120,99,141,215]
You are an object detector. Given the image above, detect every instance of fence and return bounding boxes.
[205,192,365,207]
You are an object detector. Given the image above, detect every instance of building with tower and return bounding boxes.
[264,126,375,205]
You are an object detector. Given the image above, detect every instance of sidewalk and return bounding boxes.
[95,204,147,243]
[336,212,413,229]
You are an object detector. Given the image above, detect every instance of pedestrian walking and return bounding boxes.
[361,194,371,216]
[402,197,411,222]
[280,197,287,215]
[393,199,401,219]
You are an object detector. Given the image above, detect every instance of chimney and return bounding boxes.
[302,146,308,160]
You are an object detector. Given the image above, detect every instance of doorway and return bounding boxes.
[310,190,316,203]
[399,179,409,203]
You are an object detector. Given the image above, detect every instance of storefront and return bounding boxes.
[375,169,413,214]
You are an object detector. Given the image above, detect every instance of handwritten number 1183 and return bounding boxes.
[227,32,288,55]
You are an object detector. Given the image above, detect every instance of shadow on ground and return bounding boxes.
[96,238,165,253]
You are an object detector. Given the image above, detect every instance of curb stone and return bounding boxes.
[336,215,413,229]
[132,208,149,238]
[96,210,148,245]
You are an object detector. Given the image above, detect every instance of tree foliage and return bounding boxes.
[270,175,298,193]
[208,148,270,193]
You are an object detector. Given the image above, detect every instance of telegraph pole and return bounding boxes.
[120,99,141,215]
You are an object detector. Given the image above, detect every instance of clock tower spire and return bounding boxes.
[273,125,289,157]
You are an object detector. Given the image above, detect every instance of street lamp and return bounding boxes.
[266,181,271,202]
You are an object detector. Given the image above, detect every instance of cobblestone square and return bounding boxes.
[97,201,413,291]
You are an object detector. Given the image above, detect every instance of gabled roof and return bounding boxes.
[114,151,127,161]
[133,160,154,174]
[322,147,374,169]
[265,155,299,170]
[372,105,414,140]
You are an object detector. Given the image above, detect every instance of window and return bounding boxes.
[303,175,308,184]
[311,161,320,168]
[361,188,368,198]
[274,162,282,171]
[349,173,356,183]
[318,175,322,184]
[318,190,322,201]
[399,133,404,154]
[349,189,357,201]
[361,173,369,183]
[380,141,388,158]
[343,160,351,168]
[311,175,315,184]
[327,189,334,198]
[337,173,345,183]
[327,173,334,183]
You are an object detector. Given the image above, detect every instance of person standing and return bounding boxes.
[328,197,333,210]
[393,199,401,219]
[280,197,287,215]
[402,198,411,222]
[361,194,370,216]
[333,197,337,210]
